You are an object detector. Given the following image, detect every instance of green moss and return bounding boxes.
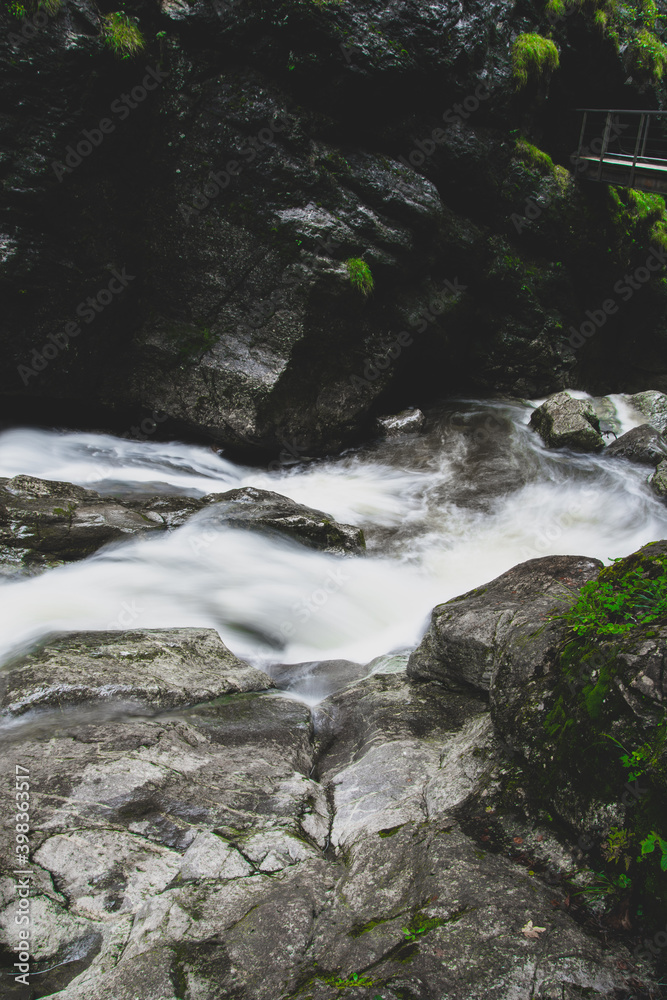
[512,33,559,88]
[378,824,405,838]
[515,138,555,176]
[345,258,374,296]
[102,11,145,59]
[629,26,667,80]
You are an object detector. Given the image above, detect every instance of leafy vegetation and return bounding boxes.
[630,25,667,79]
[345,258,374,296]
[102,11,145,59]
[512,33,559,88]
[557,553,667,637]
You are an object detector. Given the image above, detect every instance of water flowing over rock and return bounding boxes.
[197,485,365,554]
[629,391,667,435]
[0,475,363,575]
[605,423,667,466]
[529,393,606,452]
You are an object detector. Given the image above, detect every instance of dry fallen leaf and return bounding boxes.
[521,920,547,939]
[513,836,524,845]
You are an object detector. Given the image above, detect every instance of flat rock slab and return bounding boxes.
[605,423,667,465]
[529,392,605,452]
[199,485,365,554]
[0,628,273,716]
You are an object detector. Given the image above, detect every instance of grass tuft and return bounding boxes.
[512,33,559,88]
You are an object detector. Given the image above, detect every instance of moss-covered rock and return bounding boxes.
[530,392,606,451]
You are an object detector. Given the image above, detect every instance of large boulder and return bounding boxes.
[407,555,602,694]
[199,486,365,554]
[605,423,667,465]
[0,658,654,1000]
[0,628,272,717]
[529,393,605,452]
[629,390,667,434]
[408,542,667,929]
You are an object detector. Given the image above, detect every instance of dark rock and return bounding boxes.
[0,476,365,574]
[650,459,667,498]
[0,628,273,716]
[200,486,365,554]
[407,555,602,694]
[0,475,173,574]
[605,423,667,465]
[529,393,605,452]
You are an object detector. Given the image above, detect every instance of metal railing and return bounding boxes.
[577,108,667,189]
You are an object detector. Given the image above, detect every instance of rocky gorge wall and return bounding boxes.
[3,0,667,456]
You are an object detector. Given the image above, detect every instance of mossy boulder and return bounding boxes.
[530,392,606,452]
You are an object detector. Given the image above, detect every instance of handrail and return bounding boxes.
[577,107,666,114]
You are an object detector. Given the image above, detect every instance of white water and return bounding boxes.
[0,395,665,680]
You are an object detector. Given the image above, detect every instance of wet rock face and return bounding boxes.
[198,486,365,554]
[629,390,667,434]
[406,555,602,694]
[0,652,650,1000]
[529,393,606,452]
[0,628,272,716]
[407,541,667,929]
[0,474,200,574]
[0,475,364,574]
[650,459,667,498]
[605,423,667,465]
[2,1,667,452]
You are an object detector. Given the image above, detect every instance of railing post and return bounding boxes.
[597,111,613,181]
[629,113,645,189]
[640,114,651,159]
[576,110,587,172]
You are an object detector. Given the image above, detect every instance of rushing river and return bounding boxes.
[0,394,666,701]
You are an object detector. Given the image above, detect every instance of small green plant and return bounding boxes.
[401,915,445,942]
[556,554,667,638]
[512,33,559,88]
[102,11,145,59]
[573,869,632,900]
[7,0,28,15]
[345,258,374,296]
[601,827,633,869]
[639,831,667,871]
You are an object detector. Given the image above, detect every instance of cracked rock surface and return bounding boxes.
[0,629,654,999]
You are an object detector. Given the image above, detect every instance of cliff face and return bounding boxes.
[2,0,667,455]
